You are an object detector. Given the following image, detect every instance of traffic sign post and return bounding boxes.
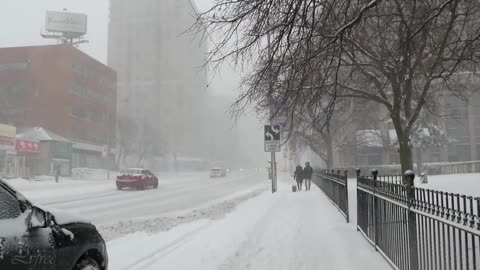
[264,125,281,152]
[265,124,281,193]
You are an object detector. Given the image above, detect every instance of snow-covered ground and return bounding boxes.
[419,173,480,196]
[7,169,475,269]
[5,171,269,226]
[107,176,390,270]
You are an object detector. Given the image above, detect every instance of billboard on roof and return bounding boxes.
[45,11,87,35]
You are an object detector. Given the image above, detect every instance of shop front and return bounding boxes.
[16,127,73,177]
[50,141,73,176]
[0,124,16,177]
[15,138,41,178]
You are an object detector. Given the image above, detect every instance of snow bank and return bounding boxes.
[419,173,480,196]
[108,177,389,270]
[72,168,120,181]
[99,188,265,241]
[107,189,275,270]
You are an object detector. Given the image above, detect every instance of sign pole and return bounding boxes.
[264,124,280,193]
[272,151,277,193]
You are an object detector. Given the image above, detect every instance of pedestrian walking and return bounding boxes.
[54,162,60,183]
[303,162,313,191]
[294,165,304,191]
[420,172,428,184]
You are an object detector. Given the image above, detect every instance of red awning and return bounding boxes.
[16,139,41,153]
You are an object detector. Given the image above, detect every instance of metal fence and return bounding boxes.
[313,169,349,222]
[434,160,480,175]
[357,169,480,270]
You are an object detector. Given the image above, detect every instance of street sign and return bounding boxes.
[264,125,281,152]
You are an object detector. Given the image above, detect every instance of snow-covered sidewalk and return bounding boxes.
[107,177,390,270]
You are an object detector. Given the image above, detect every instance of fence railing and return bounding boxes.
[313,169,349,222]
[434,160,480,175]
[336,160,480,176]
[356,169,480,270]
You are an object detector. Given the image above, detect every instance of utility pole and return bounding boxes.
[267,28,277,193]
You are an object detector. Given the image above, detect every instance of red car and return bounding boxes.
[116,168,159,190]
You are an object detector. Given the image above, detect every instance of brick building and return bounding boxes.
[0,44,117,172]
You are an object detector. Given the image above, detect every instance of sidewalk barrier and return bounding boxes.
[313,169,349,223]
[356,169,480,270]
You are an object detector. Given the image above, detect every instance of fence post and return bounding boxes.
[372,169,379,250]
[344,170,349,223]
[356,168,361,231]
[405,170,419,270]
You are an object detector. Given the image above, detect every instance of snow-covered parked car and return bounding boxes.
[116,168,158,190]
[210,167,227,178]
[0,178,108,270]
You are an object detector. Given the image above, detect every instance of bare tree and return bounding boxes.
[197,0,480,174]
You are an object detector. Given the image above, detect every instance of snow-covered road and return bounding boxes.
[6,171,269,225]
[108,176,390,270]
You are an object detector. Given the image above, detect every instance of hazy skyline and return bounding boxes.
[0,0,213,61]
[0,0,236,95]
[0,0,273,166]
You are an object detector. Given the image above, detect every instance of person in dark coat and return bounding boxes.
[54,162,61,183]
[294,165,304,191]
[303,162,313,191]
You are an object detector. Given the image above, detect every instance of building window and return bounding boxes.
[71,83,111,105]
[0,84,32,95]
[0,62,28,71]
[71,106,88,119]
[72,62,115,89]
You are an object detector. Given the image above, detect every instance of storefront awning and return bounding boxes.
[16,139,41,153]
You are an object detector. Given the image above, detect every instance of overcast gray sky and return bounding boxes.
[0,0,270,164]
[0,0,248,98]
[0,0,212,63]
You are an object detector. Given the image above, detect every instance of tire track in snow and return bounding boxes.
[119,223,211,270]
[63,174,257,212]
[85,178,266,224]
[26,173,266,224]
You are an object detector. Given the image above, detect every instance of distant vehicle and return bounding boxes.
[210,167,227,178]
[116,168,158,190]
[0,178,108,270]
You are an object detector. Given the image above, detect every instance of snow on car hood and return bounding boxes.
[47,208,92,226]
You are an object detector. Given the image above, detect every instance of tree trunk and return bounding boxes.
[115,147,123,169]
[392,116,414,180]
[416,147,423,175]
[137,147,146,167]
[399,137,414,183]
[122,150,128,167]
